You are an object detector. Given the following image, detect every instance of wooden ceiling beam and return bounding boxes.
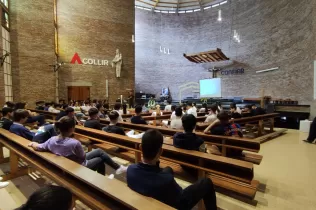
[153,0,160,9]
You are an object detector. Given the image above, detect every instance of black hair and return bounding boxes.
[16,185,73,210]
[175,107,183,117]
[182,103,187,111]
[35,101,44,105]
[6,101,15,108]
[187,102,193,107]
[15,102,26,110]
[103,103,109,110]
[62,104,69,110]
[193,102,196,107]
[135,105,142,114]
[123,104,127,115]
[210,104,218,113]
[167,100,172,104]
[171,105,176,112]
[13,109,29,122]
[109,111,119,121]
[114,103,121,111]
[45,103,51,107]
[88,107,99,117]
[92,99,97,103]
[65,107,74,114]
[181,114,196,132]
[54,103,61,108]
[96,104,102,110]
[245,105,252,110]
[230,103,237,110]
[2,107,13,116]
[55,116,76,136]
[141,129,163,160]
[217,112,230,123]
[202,103,208,113]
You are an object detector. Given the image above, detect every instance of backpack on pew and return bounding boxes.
[33,124,58,143]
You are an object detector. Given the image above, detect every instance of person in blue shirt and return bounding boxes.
[127,129,217,210]
[10,109,35,140]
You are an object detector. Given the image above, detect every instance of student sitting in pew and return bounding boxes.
[96,103,106,118]
[48,103,61,113]
[186,102,197,117]
[44,102,50,111]
[10,109,35,140]
[84,108,103,130]
[164,100,172,112]
[4,101,15,108]
[15,102,45,126]
[16,185,75,210]
[28,116,127,175]
[251,104,266,116]
[170,107,183,130]
[230,103,242,119]
[35,101,45,111]
[131,105,147,125]
[205,104,218,124]
[173,114,206,151]
[0,107,13,130]
[56,107,82,125]
[199,103,208,113]
[170,105,176,120]
[127,129,217,210]
[103,111,126,136]
[113,103,123,122]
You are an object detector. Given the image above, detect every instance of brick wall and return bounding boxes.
[10,0,56,106]
[136,0,314,105]
[57,0,135,103]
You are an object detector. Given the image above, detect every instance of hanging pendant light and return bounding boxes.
[218,9,222,21]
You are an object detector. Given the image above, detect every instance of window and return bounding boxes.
[2,27,12,102]
[1,0,8,8]
[2,10,9,28]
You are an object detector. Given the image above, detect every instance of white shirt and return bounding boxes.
[205,113,217,123]
[170,118,183,130]
[236,107,242,114]
[187,107,197,117]
[164,105,172,112]
[48,106,60,113]
[170,111,176,120]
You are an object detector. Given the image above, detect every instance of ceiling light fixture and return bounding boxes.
[218,9,222,21]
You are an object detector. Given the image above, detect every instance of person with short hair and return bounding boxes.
[205,104,218,123]
[15,185,74,210]
[29,116,127,175]
[0,107,13,130]
[4,101,15,109]
[35,101,45,110]
[170,107,183,130]
[48,103,61,113]
[127,129,217,210]
[199,103,208,113]
[15,102,46,126]
[10,109,35,140]
[102,111,125,135]
[113,103,123,122]
[44,103,51,111]
[84,108,102,130]
[173,114,206,151]
[164,100,172,112]
[230,103,242,119]
[96,103,105,118]
[251,104,266,116]
[186,102,197,117]
[131,105,147,125]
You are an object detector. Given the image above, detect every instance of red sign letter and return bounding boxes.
[71,53,83,64]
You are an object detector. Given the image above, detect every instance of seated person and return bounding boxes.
[4,101,15,109]
[16,185,75,210]
[103,111,125,136]
[142,103,148,113]
[96,103,105,118]
[164,100,172,112]
[10,109,35,140]
[186,102,197,117]
[205,104,218,123]
[28,116,127,175]
[230,103,242,119]
[15,102,45,126]
[173,114,205,151]
[127,129,217,210]
[113,103,123,122]
[131,105,147,125]
[84,108,102,130]
[56,107,82,125]
[35,101,45,110]
[251,104,266,116]
[204,112,243,156]
[48,103,61,113]
[241,105,253,117]
[122,103,130,115]
[199,103,208,113]
[44,102,51,111]
[170,107,183,130]
[0,107,13,130]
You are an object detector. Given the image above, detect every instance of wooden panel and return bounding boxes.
[184,48,229,63]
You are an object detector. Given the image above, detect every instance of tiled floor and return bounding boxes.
[0,129,315,210]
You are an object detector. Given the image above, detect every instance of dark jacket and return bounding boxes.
[173,132,204,151]
[127,163,182,208]
[131,116,147,125]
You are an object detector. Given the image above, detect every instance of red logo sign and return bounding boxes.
[70,52,83,64]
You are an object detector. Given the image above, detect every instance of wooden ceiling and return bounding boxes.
[184,48,229,63]
[135,0,226,12]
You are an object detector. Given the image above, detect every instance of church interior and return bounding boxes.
[0,0,315,209]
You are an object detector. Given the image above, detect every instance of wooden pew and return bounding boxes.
[74,126,259,199]
[0,129,174,210]
[99,119,262,164]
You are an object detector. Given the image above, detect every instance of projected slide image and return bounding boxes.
[200,78,222,98]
